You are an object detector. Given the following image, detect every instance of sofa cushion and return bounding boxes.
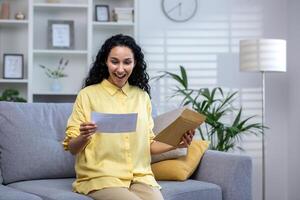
[8,179,92,200]
[0,102,75,184]
[0,184,42,200]
[7,178,221,200]
[160,180,222,200]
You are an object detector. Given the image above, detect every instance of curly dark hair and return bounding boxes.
[84,34,150,95]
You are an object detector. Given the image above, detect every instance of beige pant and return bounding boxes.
[88,182,164,200]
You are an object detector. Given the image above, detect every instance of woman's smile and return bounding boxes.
[106,46,135,88]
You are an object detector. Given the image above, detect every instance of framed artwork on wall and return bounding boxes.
[3,54,24,79]
[48,20,74,49]
[95,5,110,22]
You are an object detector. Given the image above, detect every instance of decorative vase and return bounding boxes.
[15,11,25,20]
[50,79,62,92]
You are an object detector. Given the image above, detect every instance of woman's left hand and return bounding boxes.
[177,129,196,148]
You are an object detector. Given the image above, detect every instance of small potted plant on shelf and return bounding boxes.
[39,57,69,92]
[0,89,26,102]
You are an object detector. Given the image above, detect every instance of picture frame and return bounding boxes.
[48,20,74,49]
[95,5,110,22]
[3,54,24,79]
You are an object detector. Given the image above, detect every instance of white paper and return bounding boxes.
[52,24,70,47]
[91,112,138,133]
[4,55,23,78]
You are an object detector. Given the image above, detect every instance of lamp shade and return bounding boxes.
[240,39,286,72]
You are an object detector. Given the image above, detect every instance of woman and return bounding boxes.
[63,34,195,200]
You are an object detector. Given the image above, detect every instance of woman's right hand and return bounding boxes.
[79,122,97,141]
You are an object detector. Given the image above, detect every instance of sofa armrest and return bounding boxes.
[191,150,252,200]
[0,185,42,200]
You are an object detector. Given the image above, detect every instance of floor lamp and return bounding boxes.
[239,39,286,200]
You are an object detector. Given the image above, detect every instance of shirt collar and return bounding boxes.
[101,79,130,96]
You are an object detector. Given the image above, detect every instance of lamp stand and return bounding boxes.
[240,39,286,200]
[262,71,266,200]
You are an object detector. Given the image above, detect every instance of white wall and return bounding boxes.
[262,1,289,199]
[138,0,290,200]
[287,0,300,199]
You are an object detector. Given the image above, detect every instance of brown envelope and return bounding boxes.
[153,107,206,147]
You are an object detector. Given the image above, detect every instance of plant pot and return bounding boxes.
[50,79,62,92]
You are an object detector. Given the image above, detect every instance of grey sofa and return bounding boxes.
[0,102,252,200]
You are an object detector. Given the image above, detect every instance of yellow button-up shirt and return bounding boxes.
[63,79,160,195]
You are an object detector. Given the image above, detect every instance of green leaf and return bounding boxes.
[166,71,185,88]
[232,108,242,127]
[216,91,237,113]
[179,65,188,89]
[39,58,68,79]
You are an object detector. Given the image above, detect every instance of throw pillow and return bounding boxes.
[151,140,209,181]
[151,148,187,163]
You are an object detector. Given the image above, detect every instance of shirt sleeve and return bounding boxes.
[62,90,91,151]
[146,93,156,144]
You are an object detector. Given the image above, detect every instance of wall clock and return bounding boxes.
[161,0,198,22]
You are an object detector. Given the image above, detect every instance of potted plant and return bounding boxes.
[155,66,265,152]
[39,58,69,92]
[0,89,26,102]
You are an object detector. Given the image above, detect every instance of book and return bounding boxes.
[113,7,134,22]
[153,107,206,147]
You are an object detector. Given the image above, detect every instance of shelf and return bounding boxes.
[0,79,28,83]
[0,0,136,103]
[93,21,134,27]
[33,49,88,55]
[33,3,88,9]
[33,92,77,95]
[0,20,28,27]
